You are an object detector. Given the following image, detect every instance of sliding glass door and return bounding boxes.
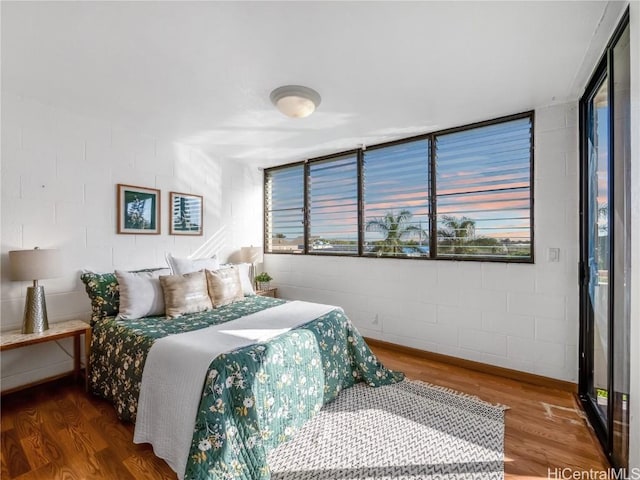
[584,71,610,424]
[579,11,630,470]
[609,19,631,469]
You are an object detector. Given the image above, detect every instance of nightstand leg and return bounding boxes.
[85,328,91,392]
[73,334,80,384]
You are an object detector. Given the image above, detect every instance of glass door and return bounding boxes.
[579,11,630,470]
[584,75,610,424]
[609,20,630,470]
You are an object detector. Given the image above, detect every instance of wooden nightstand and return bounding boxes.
[0,319,91,394]
[256,287,278,298]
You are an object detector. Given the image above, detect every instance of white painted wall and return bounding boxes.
[265,102,580,382]
[628,0,639,471]
[0,93,263,391]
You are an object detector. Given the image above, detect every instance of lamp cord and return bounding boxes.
[53,340,85,368]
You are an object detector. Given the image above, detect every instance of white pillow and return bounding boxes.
[165,253,220,275]
[236,263,256,296]
[115,269,170,319]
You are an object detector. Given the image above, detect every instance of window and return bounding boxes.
[264,164,304,253]
[264,112,533,262]
[363,140,430,257]
[435,117,533,259]
[307,154,359,255]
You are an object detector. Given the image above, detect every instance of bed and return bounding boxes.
[89,294,403,480]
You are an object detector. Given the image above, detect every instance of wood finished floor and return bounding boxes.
[1,344,608,479]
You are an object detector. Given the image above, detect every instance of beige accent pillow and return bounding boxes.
[159,271,212,319]
[206,267,244,308]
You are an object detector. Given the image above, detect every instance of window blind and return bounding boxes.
[363,140,430,257]
[435,117,532,258]
[307,154,359,255]
[264,165,305,253]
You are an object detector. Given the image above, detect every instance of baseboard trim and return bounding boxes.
[0,372,77,396]
[364,337,578,393]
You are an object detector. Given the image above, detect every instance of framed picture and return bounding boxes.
[117,184,161,234]
[169,191,203,236]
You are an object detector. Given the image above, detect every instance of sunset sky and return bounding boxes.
[267,116,532,246]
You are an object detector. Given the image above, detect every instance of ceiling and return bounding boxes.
[1,1,625,168]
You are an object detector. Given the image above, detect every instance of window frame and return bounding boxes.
[263,110,535,263]
[306,149,361,257]
[361,136,432,259]
[263,161,306,255]
[433,112,535,262]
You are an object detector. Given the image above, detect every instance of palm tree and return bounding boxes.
[273,232,286,246]
[437,215,476,254]
[365,210,426,255]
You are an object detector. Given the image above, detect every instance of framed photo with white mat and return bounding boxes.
[169,191,203,236]
[117,184,161,234]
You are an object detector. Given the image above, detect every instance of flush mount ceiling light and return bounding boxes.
[270,85,321,118]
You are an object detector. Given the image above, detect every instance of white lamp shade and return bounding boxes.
[9,248,63,281]
[275,96,316,118]
[241,246,264,265]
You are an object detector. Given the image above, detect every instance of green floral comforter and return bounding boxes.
[90,296,403,479]
[90,296,287,421]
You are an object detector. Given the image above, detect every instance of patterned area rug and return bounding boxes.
[268,379,506,480]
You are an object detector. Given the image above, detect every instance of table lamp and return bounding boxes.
[241,246,264,287]
[9,247,63,334]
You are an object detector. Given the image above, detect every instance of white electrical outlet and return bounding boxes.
[547,248,560,262]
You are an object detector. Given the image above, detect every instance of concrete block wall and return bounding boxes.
[265,102,580,382]
[0,93,263,390]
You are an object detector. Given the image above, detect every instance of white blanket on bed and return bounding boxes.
[133,300,337,479]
